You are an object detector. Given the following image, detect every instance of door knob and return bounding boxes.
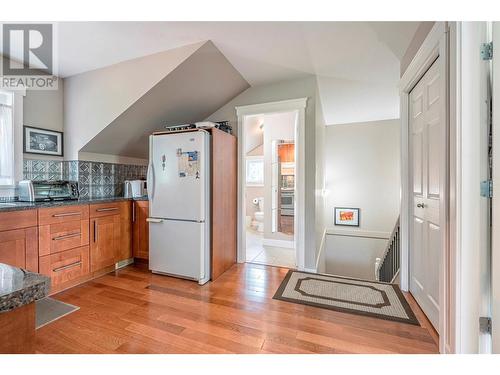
[416,203,425,208]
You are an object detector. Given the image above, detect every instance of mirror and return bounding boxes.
[271,141,295,234]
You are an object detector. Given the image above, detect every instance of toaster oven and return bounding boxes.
[18,180,79,202]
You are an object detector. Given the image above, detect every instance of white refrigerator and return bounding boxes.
[147,130,210,285]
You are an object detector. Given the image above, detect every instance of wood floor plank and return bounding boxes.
[35,263,439,354]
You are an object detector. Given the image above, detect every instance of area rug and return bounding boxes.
[273,270,419,325]
[35,297,79,329]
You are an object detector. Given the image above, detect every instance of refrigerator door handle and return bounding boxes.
[146,218,163,223]
[147,161,155,200]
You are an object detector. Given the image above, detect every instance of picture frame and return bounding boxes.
[334,207,360,227]
[23,126,64,157]
[246,156,264,186]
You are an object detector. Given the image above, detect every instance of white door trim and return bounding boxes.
[236,98,307,271]
[399,22,450,354]
[448,22,492,354]
[492,21,500,354]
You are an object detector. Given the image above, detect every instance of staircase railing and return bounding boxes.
[375,217,400,283]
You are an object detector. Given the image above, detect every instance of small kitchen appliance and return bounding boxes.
[18,180,79,202]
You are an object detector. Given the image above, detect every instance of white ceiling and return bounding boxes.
[1,21,420,125]
[50,22,419,84]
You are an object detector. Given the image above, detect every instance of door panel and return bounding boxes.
[427,119,441,198]
[149,219,205,280]
[90,215,120,272]
[413,132,424,195]
[410,57,443,331]
[0,229,27,269]
[150,131,208,221]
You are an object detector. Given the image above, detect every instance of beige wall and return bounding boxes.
[24,85,64,133]
[400,22,435,77]
[325,235,389,280]
[315,83,326,266]
[324,119,400,231]
[323,119,400,278]
[207,76,319,269]
[245,144,264,218]
[23,84,65,160]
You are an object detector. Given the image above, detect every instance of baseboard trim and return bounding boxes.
[262,238,295,249]
[116,258,134,269]
[303,267,317,273]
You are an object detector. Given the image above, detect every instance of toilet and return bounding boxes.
[252,197,264,232]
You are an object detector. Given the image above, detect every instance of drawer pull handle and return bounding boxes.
[96,207,118,212]
[53,232,81,241]
[94,220,98,243]
[53,261,82,273]
[53,212,81,218]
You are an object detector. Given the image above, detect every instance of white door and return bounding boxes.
[149,131,208,221]
[492,22,500,353]
[409,57,444,331]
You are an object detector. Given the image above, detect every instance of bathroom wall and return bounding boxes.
[246,144,264,219]
[22,159,147,199]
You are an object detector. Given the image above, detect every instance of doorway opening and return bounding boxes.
[243,111,297,268]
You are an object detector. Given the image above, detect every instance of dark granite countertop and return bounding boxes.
[0,263,50,313]
[0,196,149,213]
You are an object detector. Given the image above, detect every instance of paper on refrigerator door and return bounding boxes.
[177,150,200,178]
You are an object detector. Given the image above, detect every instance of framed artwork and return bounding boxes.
[246,156,264,186]
[334,207,360,226]
[23,126,64,157]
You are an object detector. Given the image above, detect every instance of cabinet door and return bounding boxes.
[133,201,149,259]
[0,227,38,272]
[90,215,120,272]
[117,201,132,262]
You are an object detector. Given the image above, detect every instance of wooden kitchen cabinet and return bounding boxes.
[132,201,149,260]
[0,227,38,272]
[0,210,38,272]
[117,201,132,262]
[278,143,295,163]
[38,218,89,256]
[39,245,90,291]
[210,128,237,280]
[90,214,120,272]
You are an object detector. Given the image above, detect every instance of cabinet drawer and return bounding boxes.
[90,202,123,218]
[39,246,90,288]
[38,205,89,226]
[39,220,89,256]
[0,209,37,231]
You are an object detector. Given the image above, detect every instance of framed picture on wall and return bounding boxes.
[334,207,360,226]
[246,156,264,186]
[23,126,64,157]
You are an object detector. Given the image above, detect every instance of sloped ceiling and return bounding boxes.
[43,22,420,127]
[80,41,249,158]
[64,41,206,160]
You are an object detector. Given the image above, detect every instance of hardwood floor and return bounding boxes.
[35,263,439,354]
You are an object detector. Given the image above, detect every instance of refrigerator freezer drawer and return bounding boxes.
[149,219,209,282]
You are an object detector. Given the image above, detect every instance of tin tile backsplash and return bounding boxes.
[22,159,147,199]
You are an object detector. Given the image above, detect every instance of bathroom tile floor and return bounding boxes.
[245,230,296,269]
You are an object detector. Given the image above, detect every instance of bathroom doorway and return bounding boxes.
[243,111,297,268]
